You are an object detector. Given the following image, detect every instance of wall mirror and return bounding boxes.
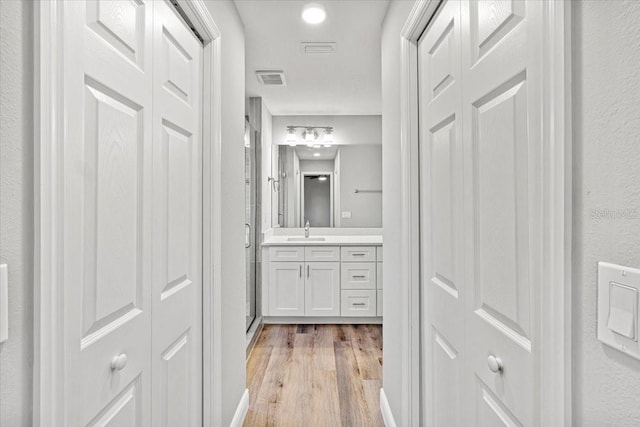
[275,144,382,228]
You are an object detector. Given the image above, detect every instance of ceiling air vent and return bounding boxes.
[255,70,287,86]
[301,42,337,55]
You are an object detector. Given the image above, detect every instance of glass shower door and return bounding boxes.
[245,119,258,331]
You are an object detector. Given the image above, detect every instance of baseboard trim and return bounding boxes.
[380,388,397,427]
[229,388,249,427]
[263,316,382,325]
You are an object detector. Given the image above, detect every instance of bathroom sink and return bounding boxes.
[287,237,326,242]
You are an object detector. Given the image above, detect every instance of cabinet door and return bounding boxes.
[269,262,305,316]
[305,262,340,316]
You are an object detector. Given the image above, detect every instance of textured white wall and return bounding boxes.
[202,1,248,425]
[0,1,34,425]
[381,0,414,423]
[572,1,640,424]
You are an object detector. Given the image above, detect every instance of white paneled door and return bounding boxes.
[151,1,203,426]
[61,1,202,425]
[419,0,543,425]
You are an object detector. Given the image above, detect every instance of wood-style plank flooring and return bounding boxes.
[244,324,383,427]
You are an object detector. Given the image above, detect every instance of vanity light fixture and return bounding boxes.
[302,3,326,25]
[285,125,334,147]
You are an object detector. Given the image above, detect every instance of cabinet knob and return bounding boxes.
[111,353,128,371]
[487,354,503,373]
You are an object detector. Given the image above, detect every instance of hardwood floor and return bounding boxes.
[244,324,383,427]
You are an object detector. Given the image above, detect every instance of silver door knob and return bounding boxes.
[487,355,503,373]
[111,353,128,371]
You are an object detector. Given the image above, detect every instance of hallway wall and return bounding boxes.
[380,0,414,424]
[0,1,34,425]
[202,1,248,425]
[572,1,640,424]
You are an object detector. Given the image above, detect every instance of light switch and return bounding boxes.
[341,211,352,219]
[607,282,637,340]
[598,262,640,360]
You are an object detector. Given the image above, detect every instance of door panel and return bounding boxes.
[269,262,305,316]
[151,1,203,426]
[64,1,153,424]
[418,1,465,425]
[87,377,143,427]
[305,262,340,316]
[462,0,542,424]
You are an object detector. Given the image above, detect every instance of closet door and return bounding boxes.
[62,1,154,425]
[151,1,204,426]
[461,1,543,425]
[417,1,466,425]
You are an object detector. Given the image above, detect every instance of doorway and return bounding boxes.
[301,173,334,227]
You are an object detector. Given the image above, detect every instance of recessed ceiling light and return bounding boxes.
[302,3,326,24]
[313,152,321,157]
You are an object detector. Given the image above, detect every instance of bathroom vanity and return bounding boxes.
[261,236,382,323]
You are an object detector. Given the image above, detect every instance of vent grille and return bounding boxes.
[301,42,337,54]
[256,70,286,86]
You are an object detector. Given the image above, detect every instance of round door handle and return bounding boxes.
[111,353,128,371]
[487,355,503,373]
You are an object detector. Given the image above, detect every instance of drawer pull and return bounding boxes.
[353,302,367,307]
[352,275,366,279]
[352,253,366,256]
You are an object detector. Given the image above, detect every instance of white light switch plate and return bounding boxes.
[341,211,352,219]
[598,262,640,360]
[0,264,7,344]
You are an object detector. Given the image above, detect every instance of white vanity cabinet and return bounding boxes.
[265,244,382,320]
[267,246,341,317]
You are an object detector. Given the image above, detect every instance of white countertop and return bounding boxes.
[262,235,383,246]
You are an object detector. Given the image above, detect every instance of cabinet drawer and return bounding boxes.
[341,246,376,262]
[376,246,383,262]
[377,262,383,289]
[377,290,383,316]
[341,262,376,290]
[305,246,340,262]
[269,246,305,262]
[341,290,377,317]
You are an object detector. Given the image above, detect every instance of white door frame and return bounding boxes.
[33,1,224,425]
[300,171,335,227]
[398,0,573,425]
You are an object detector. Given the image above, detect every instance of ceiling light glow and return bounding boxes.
[313,152,321,157]
[302,4,326,24]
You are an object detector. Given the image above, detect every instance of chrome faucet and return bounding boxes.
[304,220,310,238]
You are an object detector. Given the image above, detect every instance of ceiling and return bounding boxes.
[235,0,389,116]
